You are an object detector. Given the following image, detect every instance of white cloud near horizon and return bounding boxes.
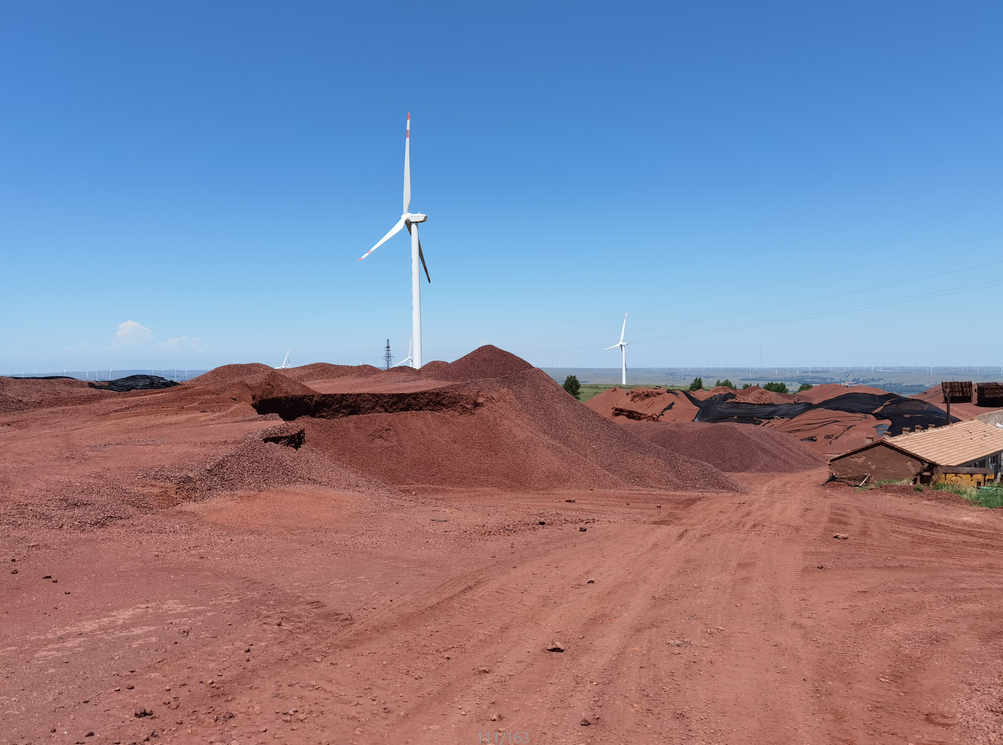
[111,320,153,347]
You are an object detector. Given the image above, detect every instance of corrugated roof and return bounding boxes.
[887,419,1003,466]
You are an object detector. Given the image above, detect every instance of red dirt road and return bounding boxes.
[6,473,1003,745]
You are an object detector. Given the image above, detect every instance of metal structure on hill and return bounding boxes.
[359,113,431,369]
[276,349,291,369]
[384,339,393,370]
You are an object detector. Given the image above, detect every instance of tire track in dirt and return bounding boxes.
[199,483,837,744]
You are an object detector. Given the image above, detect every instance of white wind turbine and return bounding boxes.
[393,335,414,368]
[605,312,628,386]
[359,112,430,369]
[276,349,292,369]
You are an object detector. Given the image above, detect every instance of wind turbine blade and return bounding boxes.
[418,236,430,283]
[620,312,627,344]
[403,112,411,214]
[359,217,406,261]
[605,344,619,350]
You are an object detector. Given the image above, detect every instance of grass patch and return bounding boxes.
[932,482,1003,508]
[970,486,1003,509]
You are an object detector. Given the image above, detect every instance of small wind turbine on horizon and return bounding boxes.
[605,313,629,386]
[359,113,431,369]
[277,349,291,369]
[394,335,414,368]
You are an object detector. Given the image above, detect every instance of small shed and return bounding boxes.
[829,419,1003,485]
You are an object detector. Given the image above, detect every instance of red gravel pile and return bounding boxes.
[797,383,888,404]
[731,386,797,405]
[303,361,740,493]
[0,348,741,526]
[0,376,104,415]
[277,362,384,383]
[418,345,533,382]
[139,435,397,504]
[586,387,700,424]
[618,420,824,473]
[164,365,315,410]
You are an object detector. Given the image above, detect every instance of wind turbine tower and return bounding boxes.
[605,313,629,386]
[359,113,431,368]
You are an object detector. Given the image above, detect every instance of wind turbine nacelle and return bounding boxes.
[406,213,428,223]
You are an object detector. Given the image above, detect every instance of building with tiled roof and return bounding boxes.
[829,419,1003,485]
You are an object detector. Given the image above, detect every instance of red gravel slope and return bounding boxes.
[618,420,824,473]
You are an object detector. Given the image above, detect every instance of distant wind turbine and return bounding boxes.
[393,335,414,368]
[605,313,629,386]
[277,349,291,369]
[359,113,431,369]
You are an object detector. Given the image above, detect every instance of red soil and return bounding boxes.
[619,420,824,473]
[586,386,701,423]
[0,375,105,414]
[764,409,882,458]
[795,382,886,403]
[5,351,1003,744]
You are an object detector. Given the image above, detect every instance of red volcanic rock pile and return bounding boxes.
[796,383,886,403]
[730,386,797,405]
[0,376,103,415]
[0,348,742,528]
[419,345,534,382]
[619,420,824,473]
[140,434,396,505]
[296,348,740,493]
[764,410,882,458]
[587,387,700,424]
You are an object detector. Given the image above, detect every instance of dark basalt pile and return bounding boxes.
[89,375,180,392]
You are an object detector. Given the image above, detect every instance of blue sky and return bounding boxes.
[1,1,1000,373]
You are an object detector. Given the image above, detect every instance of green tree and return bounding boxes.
[797,382,813,392]
[763,381,789,394]
[562,374,581,399]
[741,383,752,389]
[689,377,704,391]
[715,379,736,389]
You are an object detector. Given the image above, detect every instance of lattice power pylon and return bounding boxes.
[384,339,393,370]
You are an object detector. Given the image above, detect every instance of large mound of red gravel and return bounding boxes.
[418,345,533,382]
[301,365,740,493]
[278,362,385,383]
[586,387,700,424]
[1,348,741,513]
[618,420,824,473]
[0,376,105,415]
[155,368,316,412]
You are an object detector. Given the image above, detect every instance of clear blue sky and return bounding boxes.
[1,1,1000,373]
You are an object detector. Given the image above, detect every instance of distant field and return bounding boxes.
[541,366,986,397]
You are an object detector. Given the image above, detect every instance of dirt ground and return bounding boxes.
[5,357,1003,745]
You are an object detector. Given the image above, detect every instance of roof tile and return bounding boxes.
[888,419,1003,466]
